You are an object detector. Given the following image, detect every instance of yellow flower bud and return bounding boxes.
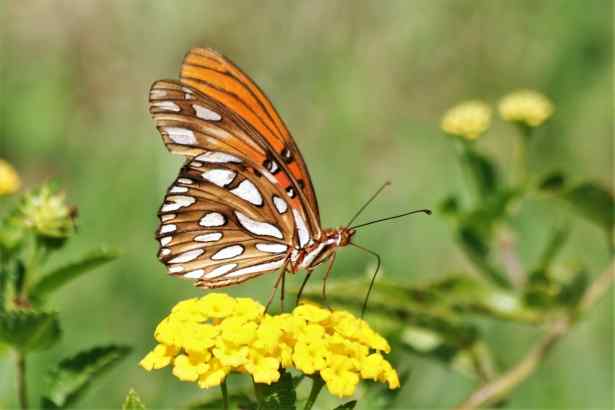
[441,100,492,140]
[0,160,20,196]
[498,89,554,127]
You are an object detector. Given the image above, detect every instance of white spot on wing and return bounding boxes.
[195,232,223,242]
[202,169,236,187]
[152,101,180,112]
[196,152,242,163]
[164,127,196,145]
[228,259,285,277]
[150,89,167,98]
[169,249,204,264]
[273,196,288,214]
[235,212,283,239]
[194,105,222,121]
[199,212,226,227]
[256,243,288,254]
[169,265,184,273]
[204,263,237,279]
[170,186,188,193]
[161,248,171,256]
[211,245,244,260]
[178,178,193,184]
[292,209,310,248]
[231,180,263,206]
[161,214,176,222]
[160,224,176,234]
[184,269,205,279]
[160,236,172,246]
[161,195,195,212]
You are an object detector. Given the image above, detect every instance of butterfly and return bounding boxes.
[149,48,429,307]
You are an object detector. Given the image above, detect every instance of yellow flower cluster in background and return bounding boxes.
[0,160,21,196]
[140,293,399,398]
[440,100,492,140]
[498,89,554,127]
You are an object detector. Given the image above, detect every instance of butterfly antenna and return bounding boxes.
[350,209,431,230]
[345,182,391,228]
[350,243,381,318]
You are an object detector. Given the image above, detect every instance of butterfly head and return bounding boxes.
[328,227,356,247]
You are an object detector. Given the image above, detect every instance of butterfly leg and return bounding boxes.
[296,269,314,306]
[265,262,289,313]
[321,253,337,310]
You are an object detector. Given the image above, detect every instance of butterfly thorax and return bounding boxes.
[290,227,355,273]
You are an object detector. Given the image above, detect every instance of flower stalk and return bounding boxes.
[304,376,325,410]
[17,351,27,410]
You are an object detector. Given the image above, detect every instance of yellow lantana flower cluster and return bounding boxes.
[498,89,554,127]
[440,100,492,140]
[0,159,21,196]
[140,293,399,398]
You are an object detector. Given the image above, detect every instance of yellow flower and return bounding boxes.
[139,344,178,370]
[441,100,492,140]
[498,89,554,127]
[173,353,209,381]
[0,160,20,196]
[292,303,331,323]
[246,349,281,384]
[321,354,361,398]
[197,358,229,389]
[141,294,399,398]
[198,293,236,318]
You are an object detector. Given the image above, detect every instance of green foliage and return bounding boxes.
[187,393,256,410]
[562,182,614,233]
[123,389,147,410]
[29,247,119,305]
[460,146,499,200]
[332,400,357,409]
[42,345,132,409]
[0,183,126,409]
[0,310,61,352]
[254,370,296,410]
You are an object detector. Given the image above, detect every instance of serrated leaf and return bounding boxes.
[123,389,146,410]
[0,310,61,352]
[29,247,118,304]
[539,171,566,192]
[187,393,256,410]
[42,344,131,409]
[333,400,357,409]
[562,182,614,233]
[254,369,296,410]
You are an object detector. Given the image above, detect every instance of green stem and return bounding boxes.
[17,351,27,410]
[220,378,229,410]
[303,376,325,410]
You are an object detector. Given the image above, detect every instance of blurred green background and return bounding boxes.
[1,1,612,408]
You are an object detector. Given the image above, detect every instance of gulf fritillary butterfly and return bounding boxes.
[149,48,429,307]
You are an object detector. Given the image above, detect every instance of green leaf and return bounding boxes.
[333,401,357,409]
[0,310,61,352]
[456,224,509,287]
[562,182,614,233]
[187,393,256,410]
[439,195,460,217]
[123,389,146,410]
[254,369,296,410]
[29,247,118,304]
[538,171,567,192]
[461,148,499,200]
[535,225,570,272]
[42,344,131,409]
[558,270,589,309]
